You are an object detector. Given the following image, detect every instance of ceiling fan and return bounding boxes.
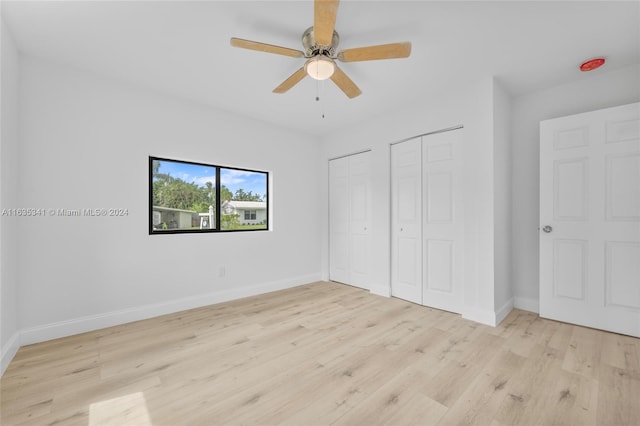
[230,0,412,99]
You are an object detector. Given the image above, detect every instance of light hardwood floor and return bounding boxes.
[2,282,639,425]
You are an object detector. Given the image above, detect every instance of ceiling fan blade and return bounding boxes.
[230,38,304,58]
[338,42,412,62]
[273,67,307,94]
[314,0,340,46]
[330,66,362,99]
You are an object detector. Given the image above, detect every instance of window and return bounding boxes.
[149,157,268,234]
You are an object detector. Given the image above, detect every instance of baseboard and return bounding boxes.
[514,297,539,313]
[462,298,513,328]
[1,331,20,377]
[495,298,514,326]
[20,274,321,346]
[462,308,499,327]
[369,283,390,297]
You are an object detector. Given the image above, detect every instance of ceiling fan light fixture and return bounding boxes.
[305,55,335,80]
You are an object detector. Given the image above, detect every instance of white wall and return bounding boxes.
[511,64,640,311]
[8,31,636,377]
[1,18,21,375]
[320,77,505,325]
[16,55,322,344]
[492,78,513,321]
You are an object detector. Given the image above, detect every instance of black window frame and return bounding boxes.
[149,156,269,235]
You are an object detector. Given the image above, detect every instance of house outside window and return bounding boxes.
[222,201,266,225]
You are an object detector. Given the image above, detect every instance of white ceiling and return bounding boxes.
[2,1,639,137]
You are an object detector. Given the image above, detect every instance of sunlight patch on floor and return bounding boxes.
[89,391,152,426]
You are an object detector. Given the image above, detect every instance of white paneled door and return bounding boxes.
[540,102,640,337]
[391,129,464,312]
[422,130,464,313]
[329,151,371,289]
[329,157,349,285]
[391,138,423,304]
[348,152,372,286]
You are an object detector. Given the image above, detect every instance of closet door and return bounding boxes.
[391,138,423,304]
[422,129,464,313]
[329,157,349,284]
[329,151,371,289]
[348,151,372,287]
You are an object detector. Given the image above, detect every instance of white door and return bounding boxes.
[348,151,372,288]
[329,152,371,289]
[422,129,464,313]
[329,157,349,285]
[391,137,422,304]
[540,102,640,337]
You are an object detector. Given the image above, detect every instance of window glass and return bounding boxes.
[150,158,268,234]
[220,168,268,231]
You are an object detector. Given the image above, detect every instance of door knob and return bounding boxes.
[542,225,552,233]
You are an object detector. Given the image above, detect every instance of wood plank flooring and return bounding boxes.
[2,281,639,425]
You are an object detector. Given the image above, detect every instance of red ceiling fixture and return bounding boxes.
[580,57,606,72]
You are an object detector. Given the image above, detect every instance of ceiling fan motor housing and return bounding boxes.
[302,26,340,58]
